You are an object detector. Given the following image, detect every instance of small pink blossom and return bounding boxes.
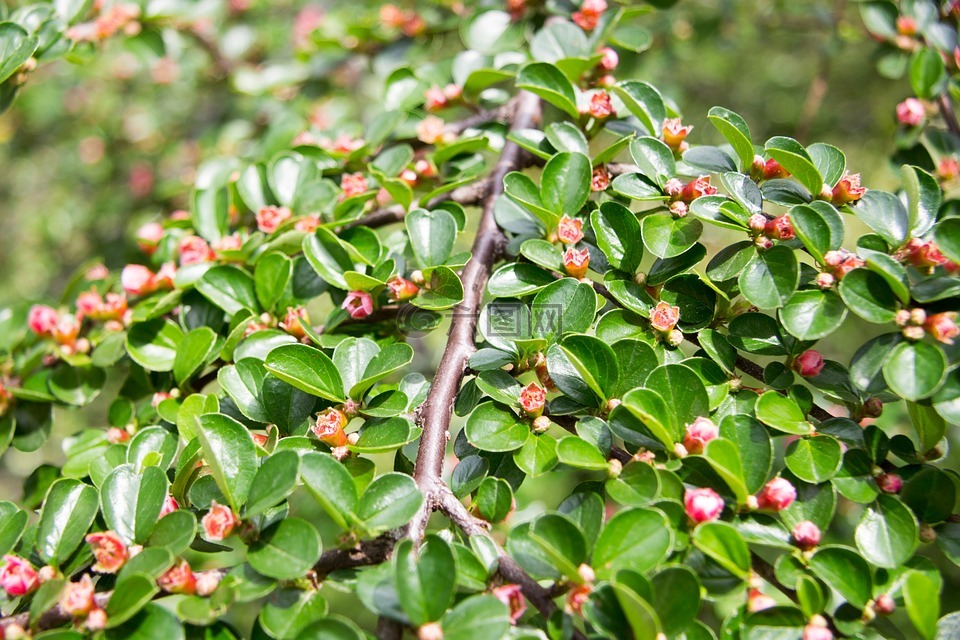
[340,173,368,200]
[342,290,374,319]
[201,501,239,541]
[519,383,546,418]
[563,248,590,279]
[756,477,796,511]
[896,98,925,127]
[792,520,822,550]
[28,305,60,336]
[179,235,215,265]
[60,574,96,616]
[256,206,292,234]
[649,301,680,333]
[793,350,824,377]
[0,555,40,597]
[557,215,584,245]
[86,531,128,574]
[682,417,718,455]
[684,487,724,523]
[492,584,527,624]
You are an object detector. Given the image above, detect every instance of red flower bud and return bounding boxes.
[557,215,584,245]
[158,559,196,595]
[896,15,917,36]
[424,86,447,111]
[877,472,903,494]
[295,214,322,233]
[681,175,717,203]
[682,417,718,455]
[563,248,590,279]
[791,520,822,550]
[386,275,420,302]
[661,118,693,152]
[201,501,240,541]
[684,487,724,524]
[0,555,40,597]
[28,305,60,336]
[60,574,96,616]
[938,157,959,181]
[135,222,165,255]
[519,382,546,418]
[831,172,866,205]
[793,350,824,377]
[598,47,618,71]
[747,588,777,612]
[649,300,680,332]
[588,91,614,119]
[86,531,129,574]
[279,306,309,338]
[875,593,895,615]
[340,172,368,200]
[119,265,157,299]
[765,215,795,240]
[565,583,592,614]
[756,477,796,511]
[179,235,215,265]
[763,158,789,179]
[591,165,610,191]
[159,494,179,518]
[896,98,925,127]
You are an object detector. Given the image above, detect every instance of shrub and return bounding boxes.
[0,1,958,639]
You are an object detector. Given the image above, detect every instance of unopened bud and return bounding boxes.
[38,565,57,582]
[816,272,835,289]
[818,184,834,201]
[634,272,647,285]
[5,624,26,639]
[666,329,684,347]
[577,563,596,583]
[669,201,688,218]
[673,442,688,458]
[607,459,622,478]
[875,593,895,615]
[902,325,925,341]
[910,308,927,325]
[919,523,937,543]
[532,416,552,434]
[418,622,444,640]
[863,397,883,418]
[755,235,774,250]
[748,214,768,232]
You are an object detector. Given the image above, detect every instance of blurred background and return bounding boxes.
[1,0,950,632]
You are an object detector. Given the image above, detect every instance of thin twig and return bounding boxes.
[408,91,542,544]
[939,94,960,137]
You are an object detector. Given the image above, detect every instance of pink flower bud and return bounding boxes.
[925,311,959,345]
[159,494,179,518]
[598,47,618,71]
[669,201,688,218]
[0,555,40,597]
[938,157,959,181]
[532,416,552,434]
[85,531,129,573]
[896,98,925,127]
[684,487,724,524]
[876,472,902,494]
[135,222,165,255]
[682,417,719,455]
[831,172,866,205]
[748,214,768,232]
[519,382,546,417]
[756,477,796,511]
[340,172,368,200]
[664,178,684,199]
[60,574,96,616]
[565,583,592,614]
[793,350,824,377]
[791,520,821,550]
[424,86,447,111]
[572,11,599,30]
[748,588,777,612]
[201,501,240,541]
[803,620,833,640]
[763,158,789,179]
[279,306,309,338]
[588,91,614,119]
[85,608,107,631]
[418,622,444,640]
[342,290,374,319]
[107,427,130,444]
[256,205,292,234]
[557,215,585,244]
[563,248,590,279]
[591,165,610,191]
[416,116,446,145]
[155,262,177,289]
[295,214,322,233]
[662,118,693,152]
[158,558,196,594]
[875,593,895,615]
[313,408,349,446]
[28,305,60,336]
[386,276,420,303]
[816,273,835,289]
[179,235,215,265]
[195,571,221,597]
[649,300,680,332]
[492,583,526,624]
[896,15,917,35]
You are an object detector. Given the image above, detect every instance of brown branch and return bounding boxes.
[408,91,542,544]
[939,94,960,137]
[375,618,403,640]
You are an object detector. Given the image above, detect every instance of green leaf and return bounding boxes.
[441,594,511,640]
[173,327,218,386]
[789,202,844,263]
[611,173,665,201]
[351,343,415,400]
[265,343,345,402]
[545,122,589,155]
[559,335,618,403]
[0,501,27,556]
[779,289,847,340]
[516,63,579,118]
[902,165,941,237]
[406,208,458,268]
[593,508,672,579]
[126,319,184,372]
[809,546,873,608]
[147,510,196,556]
[259,588,327,639]
[195,413,257,511]
[300,452,359,530]
[701,438,748,504]
[738,246,798,309]
[302,229,354,290]
[514,433,559,477]
[934,218,960,263]
[630,137,676,188]
[613,81,666,136]
[37,478,99,565]
[394,535,456,625]
[529,513,587,580]
[465,401,528,452]
[645,364,709,434]
[591,201,643,273]
[904,570,940,639]
[910,47,947,99]
[755,392,814,435]
[838,268,898,324]
[196,266,259,317]
[854,494,919,569]
[764,136,823,195]
[476,477,514,523]
[853,190,909,246]
[48,365,105,406]
[101,464,167,544]
[882,341,946,401]
[218,359,269,423]
[557,436,608,471]
[255,252,293,311]
[105,574,162,628]
[907,401,946,454]
[642,215,703,259]
[357,473,423,533]
[610,388,676,449]
[707,106,754,170]
[542,151,591,215]
[785,437,843,483]
[720,415,772,494]
[0,23,39,84]
[692,522,750,578]
[807,143,846,187]
[248,518,322,580]
[244,450,300,518]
